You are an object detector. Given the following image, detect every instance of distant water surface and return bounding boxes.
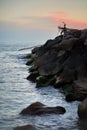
[0,41,80,130]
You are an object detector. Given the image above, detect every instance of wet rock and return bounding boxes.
[13,125,38,130]
[36,75,56,87]
[27,71,39,82]
[78,98,87,119]
[26,59,34,66]
[20,102,66,115]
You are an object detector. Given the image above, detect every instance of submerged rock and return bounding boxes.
[13,125,38,130]
[20,102,66,115]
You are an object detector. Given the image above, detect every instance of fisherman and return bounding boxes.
[58,22,67,36]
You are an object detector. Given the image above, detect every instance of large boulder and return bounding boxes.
[54,38,78,51]
[20,102,66,115]
[38,51,69,76]
[13,125,38,130]
[78,98,87,119]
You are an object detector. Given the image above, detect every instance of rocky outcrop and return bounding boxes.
[26,28,87,102]
[20,102,66,115]
[13,125,38,130]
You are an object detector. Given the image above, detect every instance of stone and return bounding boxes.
[27,71,39,82]
[80,29,87,40]
[36,75,55,87]
[20,102,66,115]
[78,98,87,119]
[54,38,78,51]
[13,125,37,130]
[73,79,87,101]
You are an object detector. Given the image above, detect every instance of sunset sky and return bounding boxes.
[0,0,87,42]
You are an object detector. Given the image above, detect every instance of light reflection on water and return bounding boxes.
[0,43,80,130]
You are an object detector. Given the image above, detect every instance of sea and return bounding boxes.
[0,41,80,130]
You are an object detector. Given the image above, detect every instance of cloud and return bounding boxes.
[10,15,56,30]
[49,11,87,29]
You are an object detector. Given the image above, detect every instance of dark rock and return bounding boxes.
[26,27,87,102]
[73,79,87,101]
[26,59,34,66]
[13,125,38,130]
[36,75,56,87]
[78,118,87,130]
[20,102,66,115]
[80,29,87,41]
[38,50,69,76]
[23,54,32,59]
[54,38,78,51]
[27,71,39,82]
[29,66,38,73]
[78,98,87,119]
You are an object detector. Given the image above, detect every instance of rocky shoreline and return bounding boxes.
[14,27,87,130]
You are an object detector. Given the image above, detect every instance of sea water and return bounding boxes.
[0,41,80,130]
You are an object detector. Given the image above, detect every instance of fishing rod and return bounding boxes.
[18,44,41,51]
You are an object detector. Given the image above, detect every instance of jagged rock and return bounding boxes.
[26,59,34,66]
[38,51,69,76]
[36,75,55,87]
[13,125,38,130]
[54,38,78,51]
[26,27,87,102]
[20,102,66,115]
[78,98,87,119]
[27,71,39,82]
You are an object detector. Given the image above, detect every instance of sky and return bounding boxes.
[0,0,87,42]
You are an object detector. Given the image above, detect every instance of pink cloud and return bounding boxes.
[49,12,87,29]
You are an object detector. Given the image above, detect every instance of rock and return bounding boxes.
[13,125,38,130]
[55,68,76,86]
[73,79,87,101]
[67,29,81,38]
[26,59,34,66]
[78,118,87,130]
[27,71,39,82]
[80,29,87,40]
[54,38,78,51]
[38,50,69,76]
[20,102,66,115]
[36,75,56,87]
[84,39,87,45]
[78,98,87,119]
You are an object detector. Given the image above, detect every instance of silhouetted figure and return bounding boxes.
[58,22,67,36]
